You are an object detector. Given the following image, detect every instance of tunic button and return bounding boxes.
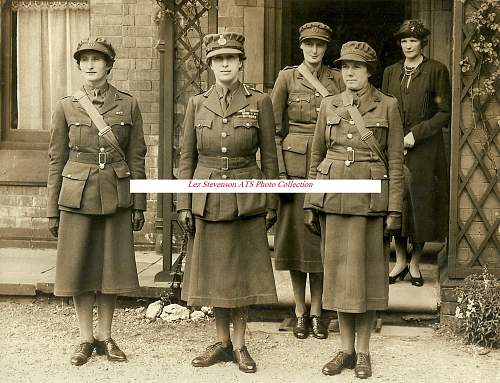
[221,147,227,153]
[221,132,227,138]
[100,147,105,152]
[120,122,125,126]
[344,160,351,167]
[349,120,355,125]
[222,118,228,124]
[327,120,331,125]
[383,174,388,178]
[316,108,320,112]
[245,122,251,127]
[347,133,353,139]
[75,122,80,126]
[222,174,228,179]
[315,92,320,97]
[74,145,79,151]
[347,146,352,151]
[67,174,72,178]
[296,98,300,102]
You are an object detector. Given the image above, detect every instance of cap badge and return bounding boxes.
[88,41,95,47]
[312,26,319,33]
[218,34,227,46]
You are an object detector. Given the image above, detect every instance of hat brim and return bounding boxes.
[206,48,244,59]
[73,48,114,61]
[334,54,377,67]
[299,36,330,43]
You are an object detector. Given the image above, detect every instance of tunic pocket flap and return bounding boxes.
[365,118,388,128]
[370,165,388,180]
[61,162,91,180]
[106,116,133,127]
[111,161,132,179]
[326,114,341,125]
[233,118,259,129]
[288,93,311,103]
[317,158,333,175]
[195,119,212,129]
[282,134,308,154]
[68,117,92,127]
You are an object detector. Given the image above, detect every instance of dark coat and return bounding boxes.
[271,64,344,177]
[304,85,404,216]
[47,84,147,217]
[382,57,451,241]
[176,82,278,221]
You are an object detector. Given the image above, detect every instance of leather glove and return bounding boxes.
[304,209,321,235]
[384,211,402,237]
[403,132,415,149]
[132,209,145,231]
[265,208,278,230]
[177,209,195,234]
[48,217,59,238]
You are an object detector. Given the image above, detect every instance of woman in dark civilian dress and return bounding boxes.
[47,38,147,366]
[382,20,451,287]
[271,22,344,339]
[305,41,404,378]
[177,32,278,374]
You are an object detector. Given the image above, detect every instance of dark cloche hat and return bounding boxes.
[299,22,332,43]
[394,19,431,40]
[204,32,246,60]
[73,37,116,62]
[334,41,378,70]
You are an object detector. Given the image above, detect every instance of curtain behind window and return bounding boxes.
[16,6,89,130]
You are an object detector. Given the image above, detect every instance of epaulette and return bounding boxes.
[243,83,262,95]
[283,65,298,71]
[202,85,215,97]
[379,89,397,99]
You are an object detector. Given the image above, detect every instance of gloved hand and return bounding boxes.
[48,217,59,238]
[384,211,402,237]
[403,132,415,149]
[304,209,320,235]
[177,209,195,234]
[265,208,278,230]
[132,209,145,231]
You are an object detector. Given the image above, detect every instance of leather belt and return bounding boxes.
[326,148,380,167]
[197,155,256,170]
[69,150,123,168]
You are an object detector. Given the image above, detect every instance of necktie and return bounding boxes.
[222,89,230,113]
[92,88,104,108]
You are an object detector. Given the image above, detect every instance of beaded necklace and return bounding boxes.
[401,55,423,88]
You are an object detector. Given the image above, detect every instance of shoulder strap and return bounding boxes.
[73,90,126,160]
[296,63,331,98]
[341,92,389,171]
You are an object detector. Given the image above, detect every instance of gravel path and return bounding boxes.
[1,297,498,383]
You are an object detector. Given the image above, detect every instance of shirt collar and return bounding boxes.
[215,81,241,99]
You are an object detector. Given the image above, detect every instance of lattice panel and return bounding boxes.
[172,0,217,167]
[452,0,500,277]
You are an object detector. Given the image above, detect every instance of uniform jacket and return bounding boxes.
[271,64,344,178]
[382,57,451,240]
[47,84,147,217]
[176,82,279,221]
[304,85,404,216]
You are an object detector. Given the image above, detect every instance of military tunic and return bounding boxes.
[47,83,147,296]
[177,82,279,308]
[304,85,404,312]
[271,64,344,273]
[382,57,451,242]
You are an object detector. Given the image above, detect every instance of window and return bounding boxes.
[0,0,89,183]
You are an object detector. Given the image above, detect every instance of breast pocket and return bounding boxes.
[365,118,388,148]
[68,117,92,148]
[105,117,133,148]
[288,93,312,121]
[233,118,259,151]
[194,119,212,151]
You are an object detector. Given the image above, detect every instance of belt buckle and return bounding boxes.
[98,152,108,169]
[345,147,355,167]
[221,156,229,171]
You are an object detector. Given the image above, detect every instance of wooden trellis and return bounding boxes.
[449,0,500,278]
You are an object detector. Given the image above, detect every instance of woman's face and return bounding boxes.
[210,54,242,85]
[300,39,327,65]
[79,51,110,85]
[400,37,423,60]
[341,60,370,91]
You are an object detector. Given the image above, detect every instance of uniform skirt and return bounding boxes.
[181,215,278,308]
[274,193,322,273]
[320,214,389,313]
[54,209,139,296]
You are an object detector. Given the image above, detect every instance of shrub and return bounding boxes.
[454,267,500,348]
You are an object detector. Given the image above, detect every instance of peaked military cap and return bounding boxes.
[73,37,116,62]
[394,19,431,40]
[334,41,378,70]
[299,22,332,43]
[204,32,246,60]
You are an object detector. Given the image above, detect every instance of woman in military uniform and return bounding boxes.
[271,22,343,340]
[177,32,278,374]
[304,41,404,378]
[47,38,147,366]
[382,20,451,287]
